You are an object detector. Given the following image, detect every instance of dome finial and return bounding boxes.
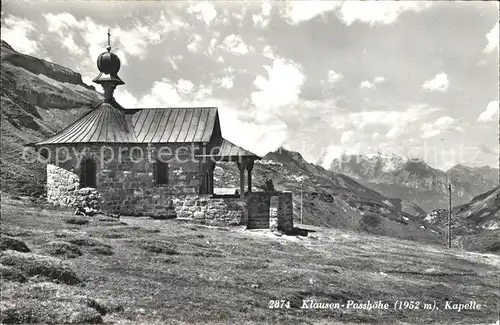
[93,28,124,102]
[106,28,111,52]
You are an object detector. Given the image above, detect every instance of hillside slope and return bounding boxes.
[1,40,101,195]
[1,194,499,325]
[322,153,498,212]
[215,148,442,243]
[423,186,500,253]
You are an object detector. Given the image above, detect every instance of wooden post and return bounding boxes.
[246,160,254,193]
[300,181,303,224]
[448,183,452,249]
[236,159,245,199]
[210,162,216,194]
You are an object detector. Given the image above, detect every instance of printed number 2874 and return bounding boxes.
[269,300,291,309]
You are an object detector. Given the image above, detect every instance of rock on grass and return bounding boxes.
[0,236,30,252]
[0,264,27,282]
[137,240,179,255]
[68,237,110,248]
[64,216,89,225]
[97,216,127,226]
[90,226,160,239]
[191,250,224,258]
[0,251,81,285]
[0,282,110,324]
[67,237,113,256]
[89,246,113,256]
[45,241,82,259]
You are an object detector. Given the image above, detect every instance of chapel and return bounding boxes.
[31,32,293,230]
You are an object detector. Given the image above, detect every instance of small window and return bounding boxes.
[155,161,169,185]
[81,158,97,188]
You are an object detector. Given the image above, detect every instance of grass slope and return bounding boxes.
[1,194,499,325]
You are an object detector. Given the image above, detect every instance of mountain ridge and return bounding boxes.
[321,152,498,212]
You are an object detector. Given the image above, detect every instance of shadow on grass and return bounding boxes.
[285,227,316,237]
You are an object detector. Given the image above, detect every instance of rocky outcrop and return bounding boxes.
[2,40,94,90]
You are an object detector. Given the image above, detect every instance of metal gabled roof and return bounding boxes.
[35,105,220,145]
[196,137,260,161]
[130,107,218,143]
[37,102,137,144]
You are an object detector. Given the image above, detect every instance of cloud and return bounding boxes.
[167,54,183,70]
[477,100,499,122]
[483,22,499,53]
[338,1,432,26]
[282,1,341,24]
[326,70,343,84]
[1,15,42,55]
[218,107,288,156]
[421,72,449,92]
[250,58,305,122]
[187,34,202,52]
[187,2,217,25]
[360,80,374,89]
[252,1,272,28]
[214,67,235,89]
[215,76,234,89]
[360,76,385,89]
[320,142,374,168]
[385,126,401,138]
[329,104,440,131]
[206,35,220,55]
[230,6,248,23]
[340,130,354,144]
[177,79,195,94]
[44,12,179,60]
[282,1,431,26]
[420,116,463,138]
[220,34,249,55]
[61,34,84,56]
[113,88,139,108]
[115,78,220,109]
[41,12,188,87]
[262,45,276,59]
[320,69,343,95]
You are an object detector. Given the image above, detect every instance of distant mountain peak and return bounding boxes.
[265,146,306,163]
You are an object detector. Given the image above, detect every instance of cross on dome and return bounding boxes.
[107,28,111,52]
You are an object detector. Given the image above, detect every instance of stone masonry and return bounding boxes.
[172,195,247,226]
[41,143,293,228]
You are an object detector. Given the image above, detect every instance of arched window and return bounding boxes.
[80,158,97,188]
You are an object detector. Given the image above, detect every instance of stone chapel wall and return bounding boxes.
[43,143,203,217]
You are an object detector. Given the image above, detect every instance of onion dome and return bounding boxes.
[93,29,124,101]
[97,50,121,75]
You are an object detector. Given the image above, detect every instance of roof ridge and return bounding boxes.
[131,106,218,110]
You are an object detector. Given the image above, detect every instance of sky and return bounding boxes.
[1,1,499,170]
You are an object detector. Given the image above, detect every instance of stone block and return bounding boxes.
[193,211,205,219]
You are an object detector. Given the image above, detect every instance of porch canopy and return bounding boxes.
[195,138,260,198]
